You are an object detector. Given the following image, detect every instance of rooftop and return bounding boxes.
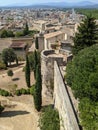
[10,42,26,49]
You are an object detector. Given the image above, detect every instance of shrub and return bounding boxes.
[15,90,21,96]
[30,85,35,95]
[39,106,60,130]
[0,89,10,97]
[21,88,27,94]
[7,70,13,77]
[26,88,30,94]
[15,85,35,96]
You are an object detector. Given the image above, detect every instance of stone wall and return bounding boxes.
[54,61,80,130]
[41,50,64,96]
[38,34,44,52]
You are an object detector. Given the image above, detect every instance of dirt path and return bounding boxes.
[0,64,39,130]
[0,95,40,130]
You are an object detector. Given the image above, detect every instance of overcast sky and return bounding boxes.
[0,0,98,6]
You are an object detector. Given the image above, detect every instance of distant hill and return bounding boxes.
[1,1,98,8]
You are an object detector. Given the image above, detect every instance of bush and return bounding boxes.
[26,88,30,94]
[39,106,60,130]
[15,86,35,96]
[30,85,35,95]
[21,88,27,94]
[0,89,10,97]
[7,70,13,77]
[15,90,21,96]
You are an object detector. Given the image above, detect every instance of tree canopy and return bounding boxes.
[2,48,17,67]
[0,30,14,38]
[66,44,98,130]
[25,55,30,88]
[73,15,98,55]
[39,106,60,130]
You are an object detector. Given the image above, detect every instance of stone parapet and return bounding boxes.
[54,61,80,130]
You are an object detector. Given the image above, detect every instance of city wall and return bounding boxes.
[54,61,80,130]
[41,50,64,96]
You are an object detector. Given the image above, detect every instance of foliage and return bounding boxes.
[15,31,24,37]
[39,106,60,130]
[7,30,15,37]
[76,9,98,19]
[28,52,35,70]
[15,85,35,96]
[0,88,11,96]
[73,15,98,55]
[79,98,98,130]
[15,88,28,96]
[2,48,17,67]
[34,64,42,111]
[23,22,29,36]
[30,85,35,95]
[0,29,14,38]
[25,55,30,87]
[35,37,39,49]
[66,44,98,130]
[33,50,40,78]
[0,30,8,38]
[66,45,98,100]
[7,70,13,77]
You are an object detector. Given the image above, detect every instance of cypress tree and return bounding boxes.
[25,55,30,87]
[34,50,39,78]
[34,64,42,111]
[35,37,39,49]
[23,22,29,35]
[73,15,98,55]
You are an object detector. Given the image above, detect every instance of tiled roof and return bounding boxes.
[10,42,26,48]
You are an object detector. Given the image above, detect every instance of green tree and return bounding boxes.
[66,44,98,130]
[0,30,8,38]
[33,50,40,78]
[7,30,14,37]
[39,106,60,130]
[34,64,42,111]
[28,52,35,70]
[35,37,39,49]
[73,15,98,55]
[2,48,17,67]
[23,22,29,36]
[79,98,98,130]
[66,45,98,100]
[15,31,24,37]
[25,55,30,87]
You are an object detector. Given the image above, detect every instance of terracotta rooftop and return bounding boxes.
[10,42,26,48]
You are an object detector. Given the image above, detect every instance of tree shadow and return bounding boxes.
[12,78,20,81]
[0,110,30,117]
[9,63,24,68]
